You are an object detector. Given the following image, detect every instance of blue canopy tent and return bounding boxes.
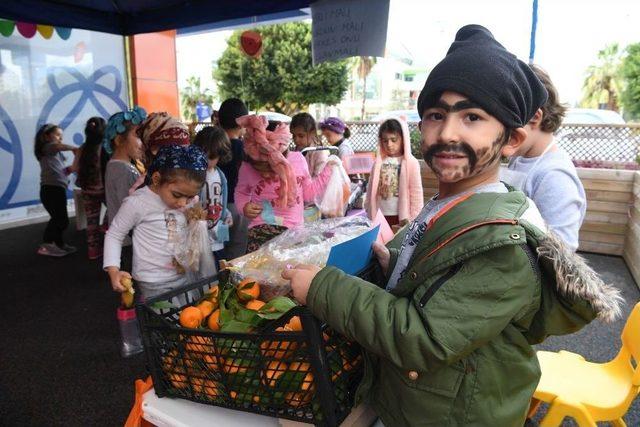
[0,0,312,35]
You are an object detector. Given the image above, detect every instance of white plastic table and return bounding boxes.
[141,389,376,427]
[142,388,281,426]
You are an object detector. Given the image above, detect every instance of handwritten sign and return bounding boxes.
[311,0,390,65]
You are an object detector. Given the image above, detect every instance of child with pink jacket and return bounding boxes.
[365,117,424,227]
[234,115,336,252]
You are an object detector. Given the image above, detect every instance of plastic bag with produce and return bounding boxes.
[228,216,371,300]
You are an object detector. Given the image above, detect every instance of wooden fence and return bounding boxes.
[623,172,640,285]
[420,162,637,261]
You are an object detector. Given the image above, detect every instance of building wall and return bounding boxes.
[130,31,180,118]
[0,23,129,227]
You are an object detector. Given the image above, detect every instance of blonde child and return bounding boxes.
[234,115,336,252]
[365,118,424,227]
[192,126,233,266]
[103,144,208,299]
[35,123,78,257]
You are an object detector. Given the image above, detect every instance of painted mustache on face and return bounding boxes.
[423,142,479,172]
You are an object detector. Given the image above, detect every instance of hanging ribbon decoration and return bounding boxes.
[0,19,72,39]
[529,0,539,64]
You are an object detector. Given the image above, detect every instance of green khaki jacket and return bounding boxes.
[307,190,620,427]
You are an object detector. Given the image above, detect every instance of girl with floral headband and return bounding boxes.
[103,106,147,228]
[234,115,340,252]
[103,144,208,300]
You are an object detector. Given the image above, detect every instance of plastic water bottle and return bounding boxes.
[117,307,143,357]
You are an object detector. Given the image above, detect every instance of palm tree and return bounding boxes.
[180,76,215,122]
[581,44,623,111]
[356,56,377,119]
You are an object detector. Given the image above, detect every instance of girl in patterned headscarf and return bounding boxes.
[103,144,209,300]
[234,114,340,252]
[136,111,190,165]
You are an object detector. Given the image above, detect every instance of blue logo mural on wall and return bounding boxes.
[0,65,127,210]
[0,105,23,209]
[37,65,128,146]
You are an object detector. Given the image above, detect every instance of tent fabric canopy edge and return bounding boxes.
[0,0,312,35]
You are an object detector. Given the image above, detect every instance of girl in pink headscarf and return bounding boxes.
[234,115,337,252]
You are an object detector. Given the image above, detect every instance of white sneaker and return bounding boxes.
[37,243,68,257]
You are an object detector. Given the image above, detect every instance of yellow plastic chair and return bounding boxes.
[528,302,640,426]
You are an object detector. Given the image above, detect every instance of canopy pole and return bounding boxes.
[124,36,135,108]
[528,0,538,64]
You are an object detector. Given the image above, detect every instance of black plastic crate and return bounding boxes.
[137,263,381,426]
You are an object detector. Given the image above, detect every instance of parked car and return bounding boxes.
[257,111,292,123]
[372,109,420,123]
[558,109,635,162]
[562,108,625,125]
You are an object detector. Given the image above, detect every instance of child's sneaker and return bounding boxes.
[61,244,77,254]
[37,243,68,257]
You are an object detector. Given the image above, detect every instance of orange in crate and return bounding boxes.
[203,354,219,371]
[236,278,260,302]
[185,335,213,353]
[196,300,215,318]
[262,360,287,387]
[179,306,203,328]
[221,357,251,375]
[245,299,266,311]
[286,315,303,331]
[191,377,221,398]
[289,362,314,391]
[260,332,299,360]
[207,309,221,331]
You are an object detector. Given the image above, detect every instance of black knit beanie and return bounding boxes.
[417,25,548,128]
[218,98,248,130]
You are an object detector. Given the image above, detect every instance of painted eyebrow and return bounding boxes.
[431,100,482,112]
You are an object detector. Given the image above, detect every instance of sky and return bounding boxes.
[176,0,640,106]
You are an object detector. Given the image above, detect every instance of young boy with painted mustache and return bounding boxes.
[282,25,621,426]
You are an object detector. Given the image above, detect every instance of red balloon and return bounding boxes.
[240,30,262,58]
[16,22,37,38]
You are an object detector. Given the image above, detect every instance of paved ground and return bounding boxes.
[0,220,638,426]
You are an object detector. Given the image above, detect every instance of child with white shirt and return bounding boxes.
[192,126,233,266]
[103,144,208,299]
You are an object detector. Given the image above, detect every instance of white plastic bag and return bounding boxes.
[316,163,351,218]
[173,206,217,281]
[229,216,371,300]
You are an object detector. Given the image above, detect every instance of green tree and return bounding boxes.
[214,22,349,115]
[180,76,214,122]
[355,56,377,119]
[620,42,640,120]
[581,43,623,111]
